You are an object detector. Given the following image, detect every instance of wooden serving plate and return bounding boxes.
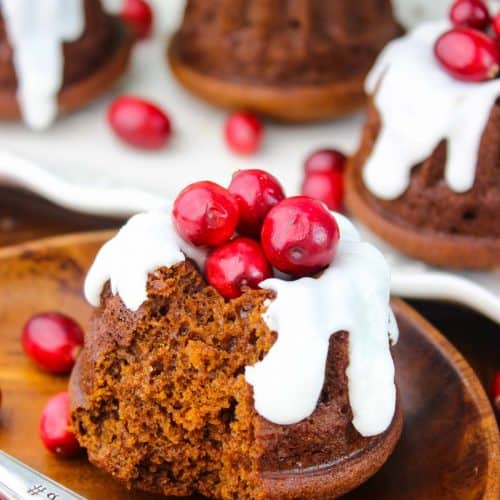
[0,232,498,499]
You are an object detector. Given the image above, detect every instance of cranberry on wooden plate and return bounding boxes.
[224,111,263,155]
[261,196,340,276]
[449,0,491,30]
[108,96,171,150]
[228,169,285,236]
[206,238,272,299]
[22,312,84,374]
[173,181,239,247]
[304,149,346,175]
[434,28,500,82]
[121,0,153,39]
[40,392,82,458]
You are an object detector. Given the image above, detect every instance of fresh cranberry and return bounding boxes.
[228,169,285,236]
[434,28,500,82]
[449,0,491,30]
[224,111,263,155]
[40,392,82,458]
[173,181,239,247]
[301,170,344,212]
[491,371,500,412]
[22,313,84,374]
[493,13,500,37]
[121,0,153,39]
[261,196,340,276]
[108,96,171,150]
[304,149,347,176]
[205,238,272,299]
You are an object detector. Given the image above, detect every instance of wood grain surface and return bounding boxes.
[0,230,498,499]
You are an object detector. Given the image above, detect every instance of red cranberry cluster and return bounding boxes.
[21,313,84,458]
[301,149,346,212]
[173,170,340,299]
[435,0,500,82]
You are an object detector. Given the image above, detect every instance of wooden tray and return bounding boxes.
[0,232,498,499]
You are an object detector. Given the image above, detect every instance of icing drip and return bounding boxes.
[84,209,397,437]
[2,0,85,129]
[85,209,206,311]
[100,0,123,14]
[364,21,500,200]
[246,214,397,436]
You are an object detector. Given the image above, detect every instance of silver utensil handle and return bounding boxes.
[0,451,86,500]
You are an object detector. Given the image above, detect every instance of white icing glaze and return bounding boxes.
[100,0,123,15]
[84,208,206,311]
[2,0,85,129]
[364,21,500,200]
[84,209,397,437]
[246,214,397,436]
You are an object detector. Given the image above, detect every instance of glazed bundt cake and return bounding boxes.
[70,177,402,499]
[168,0,402,122]
[347,21,500,269]
[0,0,132,129]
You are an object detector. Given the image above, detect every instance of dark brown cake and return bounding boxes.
[347,98,500,269]
[0,0,132,121]
[168,0,402,122]
[70,260,402,499]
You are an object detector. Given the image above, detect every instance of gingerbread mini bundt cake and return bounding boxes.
[168,0,402,122]
[0,0,132,129]
[70,172,402,499]
[347,19,500,269]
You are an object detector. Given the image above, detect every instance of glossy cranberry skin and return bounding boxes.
[224,111,263,155]
[205,238,272,299]
[491,371,500,412]
[493,13,500,37]
[449,0,491,30]
[304,149,347,175]
[301,170,344,212]
[108,96,171,150]
[173,181,239,247]
[434,28,500,82]
[39,392,82,458]
[121,0,153,39]
[22,313,84,374]
[228,169,285,236]
[261,196,340,276]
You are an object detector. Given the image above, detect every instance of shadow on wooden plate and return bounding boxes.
[0,232,498,499]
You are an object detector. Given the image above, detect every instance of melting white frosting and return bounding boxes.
[364,21,500,200]
[84,209,206,311]
[2,0,85,129]
[247,213,398,436]
[84,209,397,437]
[1,0,122,129]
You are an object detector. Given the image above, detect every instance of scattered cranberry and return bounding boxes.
[228,169,285,236]
[40,392,82,458]
[434,28,500,82]
[491,371,500,412]
[493,13,500,37]
[224,111,263,155]
[22,313,84,374]
[301,170,344,212]
[261,196,340,276]
[121,0,153,39]
[108,96,171,150]
[304,149,347,176]
[173,181,239,247]
[205,238,272,299]
[449,0,491,30]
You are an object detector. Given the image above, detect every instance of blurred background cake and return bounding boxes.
[168,0,402,122]
[0,0,132,129]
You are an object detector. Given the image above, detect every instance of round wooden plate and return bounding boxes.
[0,232,498,499]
